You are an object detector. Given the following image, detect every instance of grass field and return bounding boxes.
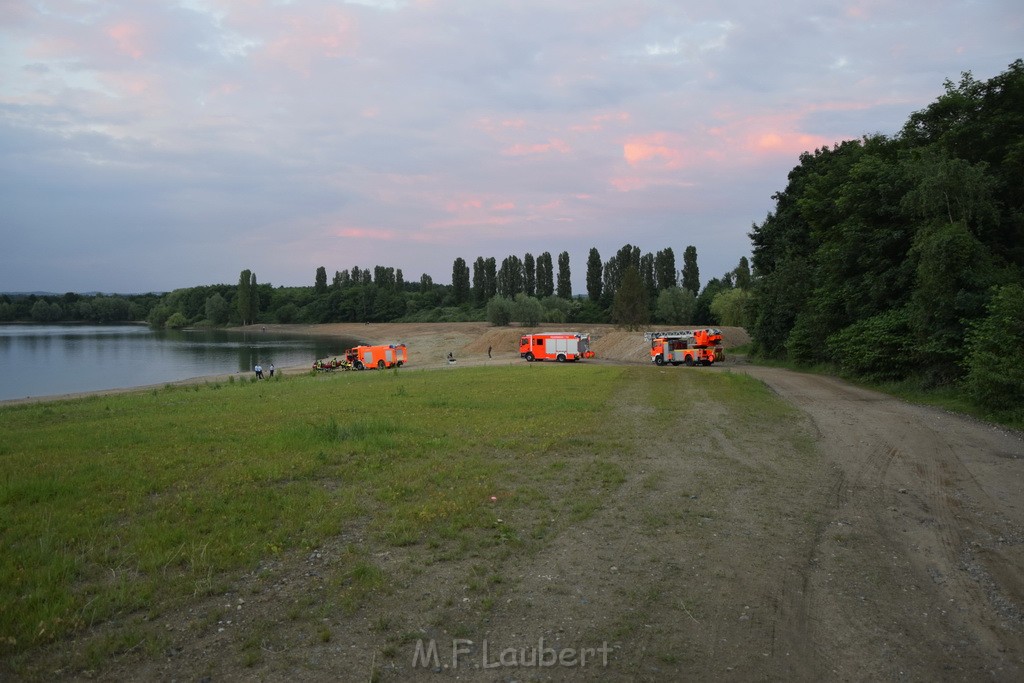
[0,363,806,677]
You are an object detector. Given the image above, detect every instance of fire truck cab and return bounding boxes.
[519,333,594,362]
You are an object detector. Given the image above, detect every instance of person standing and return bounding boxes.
[254,363,263,379]
[487,345,492,359]
[269,363,275,378]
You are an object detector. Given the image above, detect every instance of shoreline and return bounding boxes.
[0,322,750,407]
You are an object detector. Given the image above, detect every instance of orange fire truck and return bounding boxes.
[519,332,594,362]
[348,343,407,369]
[314,343,407,371]
[645,329,723,366]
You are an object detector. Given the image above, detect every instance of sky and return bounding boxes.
[1,1,1021,294]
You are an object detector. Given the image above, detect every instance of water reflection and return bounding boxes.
[0,324,359,401]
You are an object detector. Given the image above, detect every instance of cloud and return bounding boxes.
[1,0,1020,292]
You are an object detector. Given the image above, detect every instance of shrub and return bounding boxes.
[164,312,189,329]
[963,284,1024,417]
[486,296,513,326]
[824,307,915,381]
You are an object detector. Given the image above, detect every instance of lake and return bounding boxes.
[0,324,358,402]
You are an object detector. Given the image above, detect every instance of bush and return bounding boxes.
[963,284,1024,418]
[710,288,752,327]
[824,307,915,381]
[654,287,696,324]
[164,312,189,329]
[512,294,544,326]
[486,296,513,326]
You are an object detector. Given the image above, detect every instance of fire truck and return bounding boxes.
[644,329,723,366]
[519,332,594,362]
[315,344,407,370]
[348,344,407,369]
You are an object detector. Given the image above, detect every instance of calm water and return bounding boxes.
[0,325,358,401]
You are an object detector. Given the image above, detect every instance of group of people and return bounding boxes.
[253,363,275,379]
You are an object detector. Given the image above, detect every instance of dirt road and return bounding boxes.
[734,365,1024,681]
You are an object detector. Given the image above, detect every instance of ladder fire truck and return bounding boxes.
[644,329,723,366]
[519,332,594,362]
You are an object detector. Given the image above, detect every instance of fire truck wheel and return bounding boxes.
[377,360,386,369]
[654,356,665,366]
[396,361,403,367]
[556,354,566,362]
[525,352,535,362]
[355,361,364,370]
[684,357,694,367]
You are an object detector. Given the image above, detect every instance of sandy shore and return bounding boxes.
[1,322,750,406]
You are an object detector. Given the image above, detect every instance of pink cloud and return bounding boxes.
[609,176,696,192]
[570,111,631,133]
[501,138,571,156]
[260,7,357,75]
[106,22,146,60]
[335,227,398,241]
[623,132,685,169]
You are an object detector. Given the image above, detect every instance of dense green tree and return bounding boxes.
[640,252,656,300]
[964,284,1024,418]
[586,248,603,302]
[248,272,260,324]
[513,294,544,326]
[524,253,536,297]
[655,248,677,290]
[486,295,514,326]
[164,312,188,329]
[237,269,252,325]
[556,251,571,299]
[681,246,700,296]
[205,293,230,324]
[536,252,554,298]
[314,266,328,294]
[610,266,649,330]
[497,255,524,298]
[451,257,471,304]
[30,300,62,322]
[472,257,486,305]
[484,257,498,300]
[710,288,753,327]
[654,286,695,324]
[733,257,751,290]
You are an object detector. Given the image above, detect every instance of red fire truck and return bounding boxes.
[519,332,594,362]
[645,329,723,366]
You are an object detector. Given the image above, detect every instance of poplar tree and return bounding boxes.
[237,269,252,325]
[556,251,572,299]
[682,246,700,295]
[586,248,603,302]
[248,272,260,323]
[524,253,536,297]
[314,266,328,294]
[611,266,649,330]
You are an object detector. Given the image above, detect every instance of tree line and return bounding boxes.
[747,60,1024,420]
[2,243,754,330]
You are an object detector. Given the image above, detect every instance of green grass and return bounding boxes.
[0,365,624,663]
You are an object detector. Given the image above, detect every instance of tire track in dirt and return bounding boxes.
[736,365,1024,681]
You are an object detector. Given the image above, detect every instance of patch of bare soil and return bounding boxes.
[17,324,1023,682]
